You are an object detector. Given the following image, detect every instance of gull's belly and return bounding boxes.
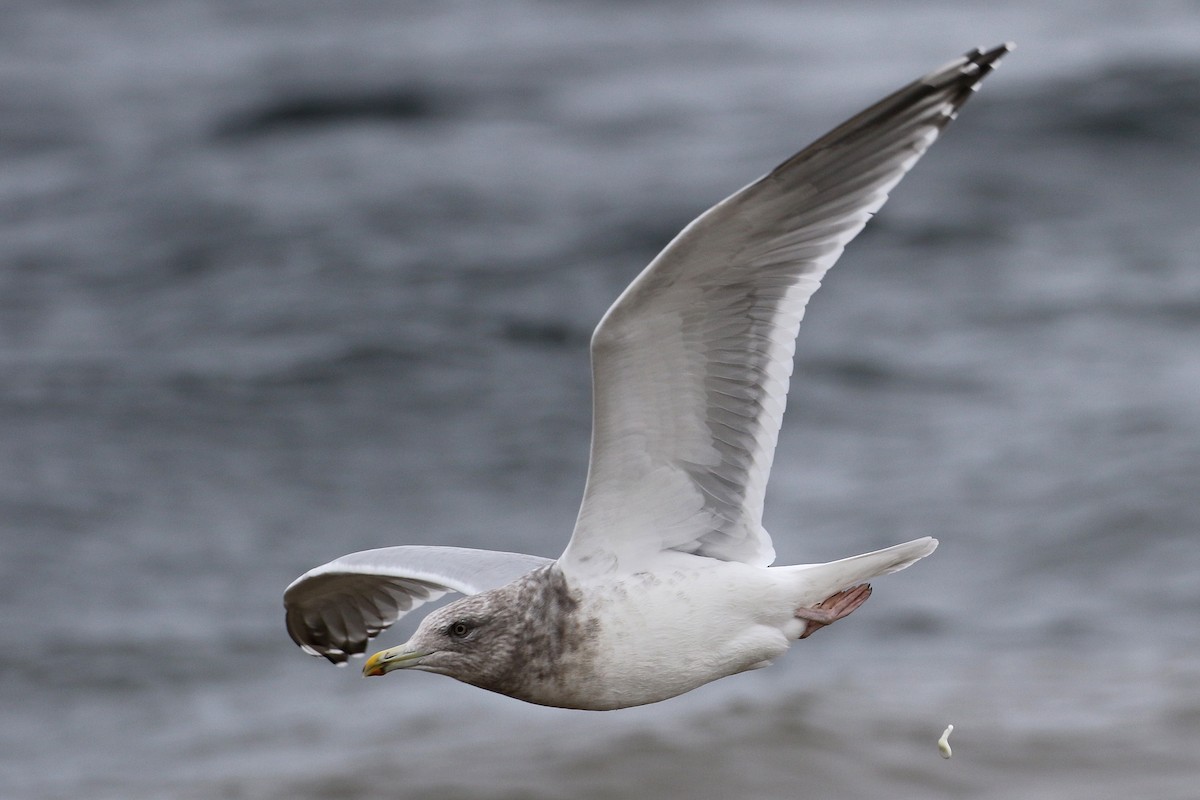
[561,561,795,709]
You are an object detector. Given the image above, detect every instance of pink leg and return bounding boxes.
[795,584,873,639]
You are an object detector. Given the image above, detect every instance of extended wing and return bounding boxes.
[561,45,1010,576]
[284,546,552,664]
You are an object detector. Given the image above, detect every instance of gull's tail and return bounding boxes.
[775,536,938,607]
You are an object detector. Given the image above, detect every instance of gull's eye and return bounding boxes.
[448,620,473,639]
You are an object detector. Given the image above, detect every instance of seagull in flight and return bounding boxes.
[285,44,1011,710]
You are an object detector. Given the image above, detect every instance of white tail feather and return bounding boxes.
[775,536,938,606]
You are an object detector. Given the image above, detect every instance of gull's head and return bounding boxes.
[361,565,600,708]
[362,591,510,682]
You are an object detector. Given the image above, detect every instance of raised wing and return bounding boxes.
[284,546,552,664]
[561,44,1010,575]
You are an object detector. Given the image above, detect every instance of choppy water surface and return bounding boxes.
[4,2,1199,798]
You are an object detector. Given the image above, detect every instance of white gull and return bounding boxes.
[284,44,1011,710]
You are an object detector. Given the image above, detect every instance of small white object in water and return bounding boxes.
[938,724,955,759]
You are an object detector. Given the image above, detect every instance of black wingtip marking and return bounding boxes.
[933,42,1013,120]
[966,42,1015,86]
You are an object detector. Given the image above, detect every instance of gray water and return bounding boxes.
[4,1,1200,798]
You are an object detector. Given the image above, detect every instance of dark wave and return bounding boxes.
[214,85,454,138]
[979,56,1200,149]
[500,317,591,348]
[1052,59,1200,146]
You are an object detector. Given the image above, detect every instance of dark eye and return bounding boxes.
[448,620,473,639]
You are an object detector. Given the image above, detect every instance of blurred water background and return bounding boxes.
[4,1,1199,798]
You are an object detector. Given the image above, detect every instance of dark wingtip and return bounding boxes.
[968,42,1015,83]
[976,41,1016,63]
[928,42,1013,121]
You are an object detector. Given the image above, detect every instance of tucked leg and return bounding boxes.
[795,584,872,639]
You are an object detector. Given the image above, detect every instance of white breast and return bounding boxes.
[570,557,796,709]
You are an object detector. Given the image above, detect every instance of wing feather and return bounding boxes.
[561,44,1010,575]
[284,546,552,664]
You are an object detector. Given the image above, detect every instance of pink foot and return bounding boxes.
[795,584,873,639]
